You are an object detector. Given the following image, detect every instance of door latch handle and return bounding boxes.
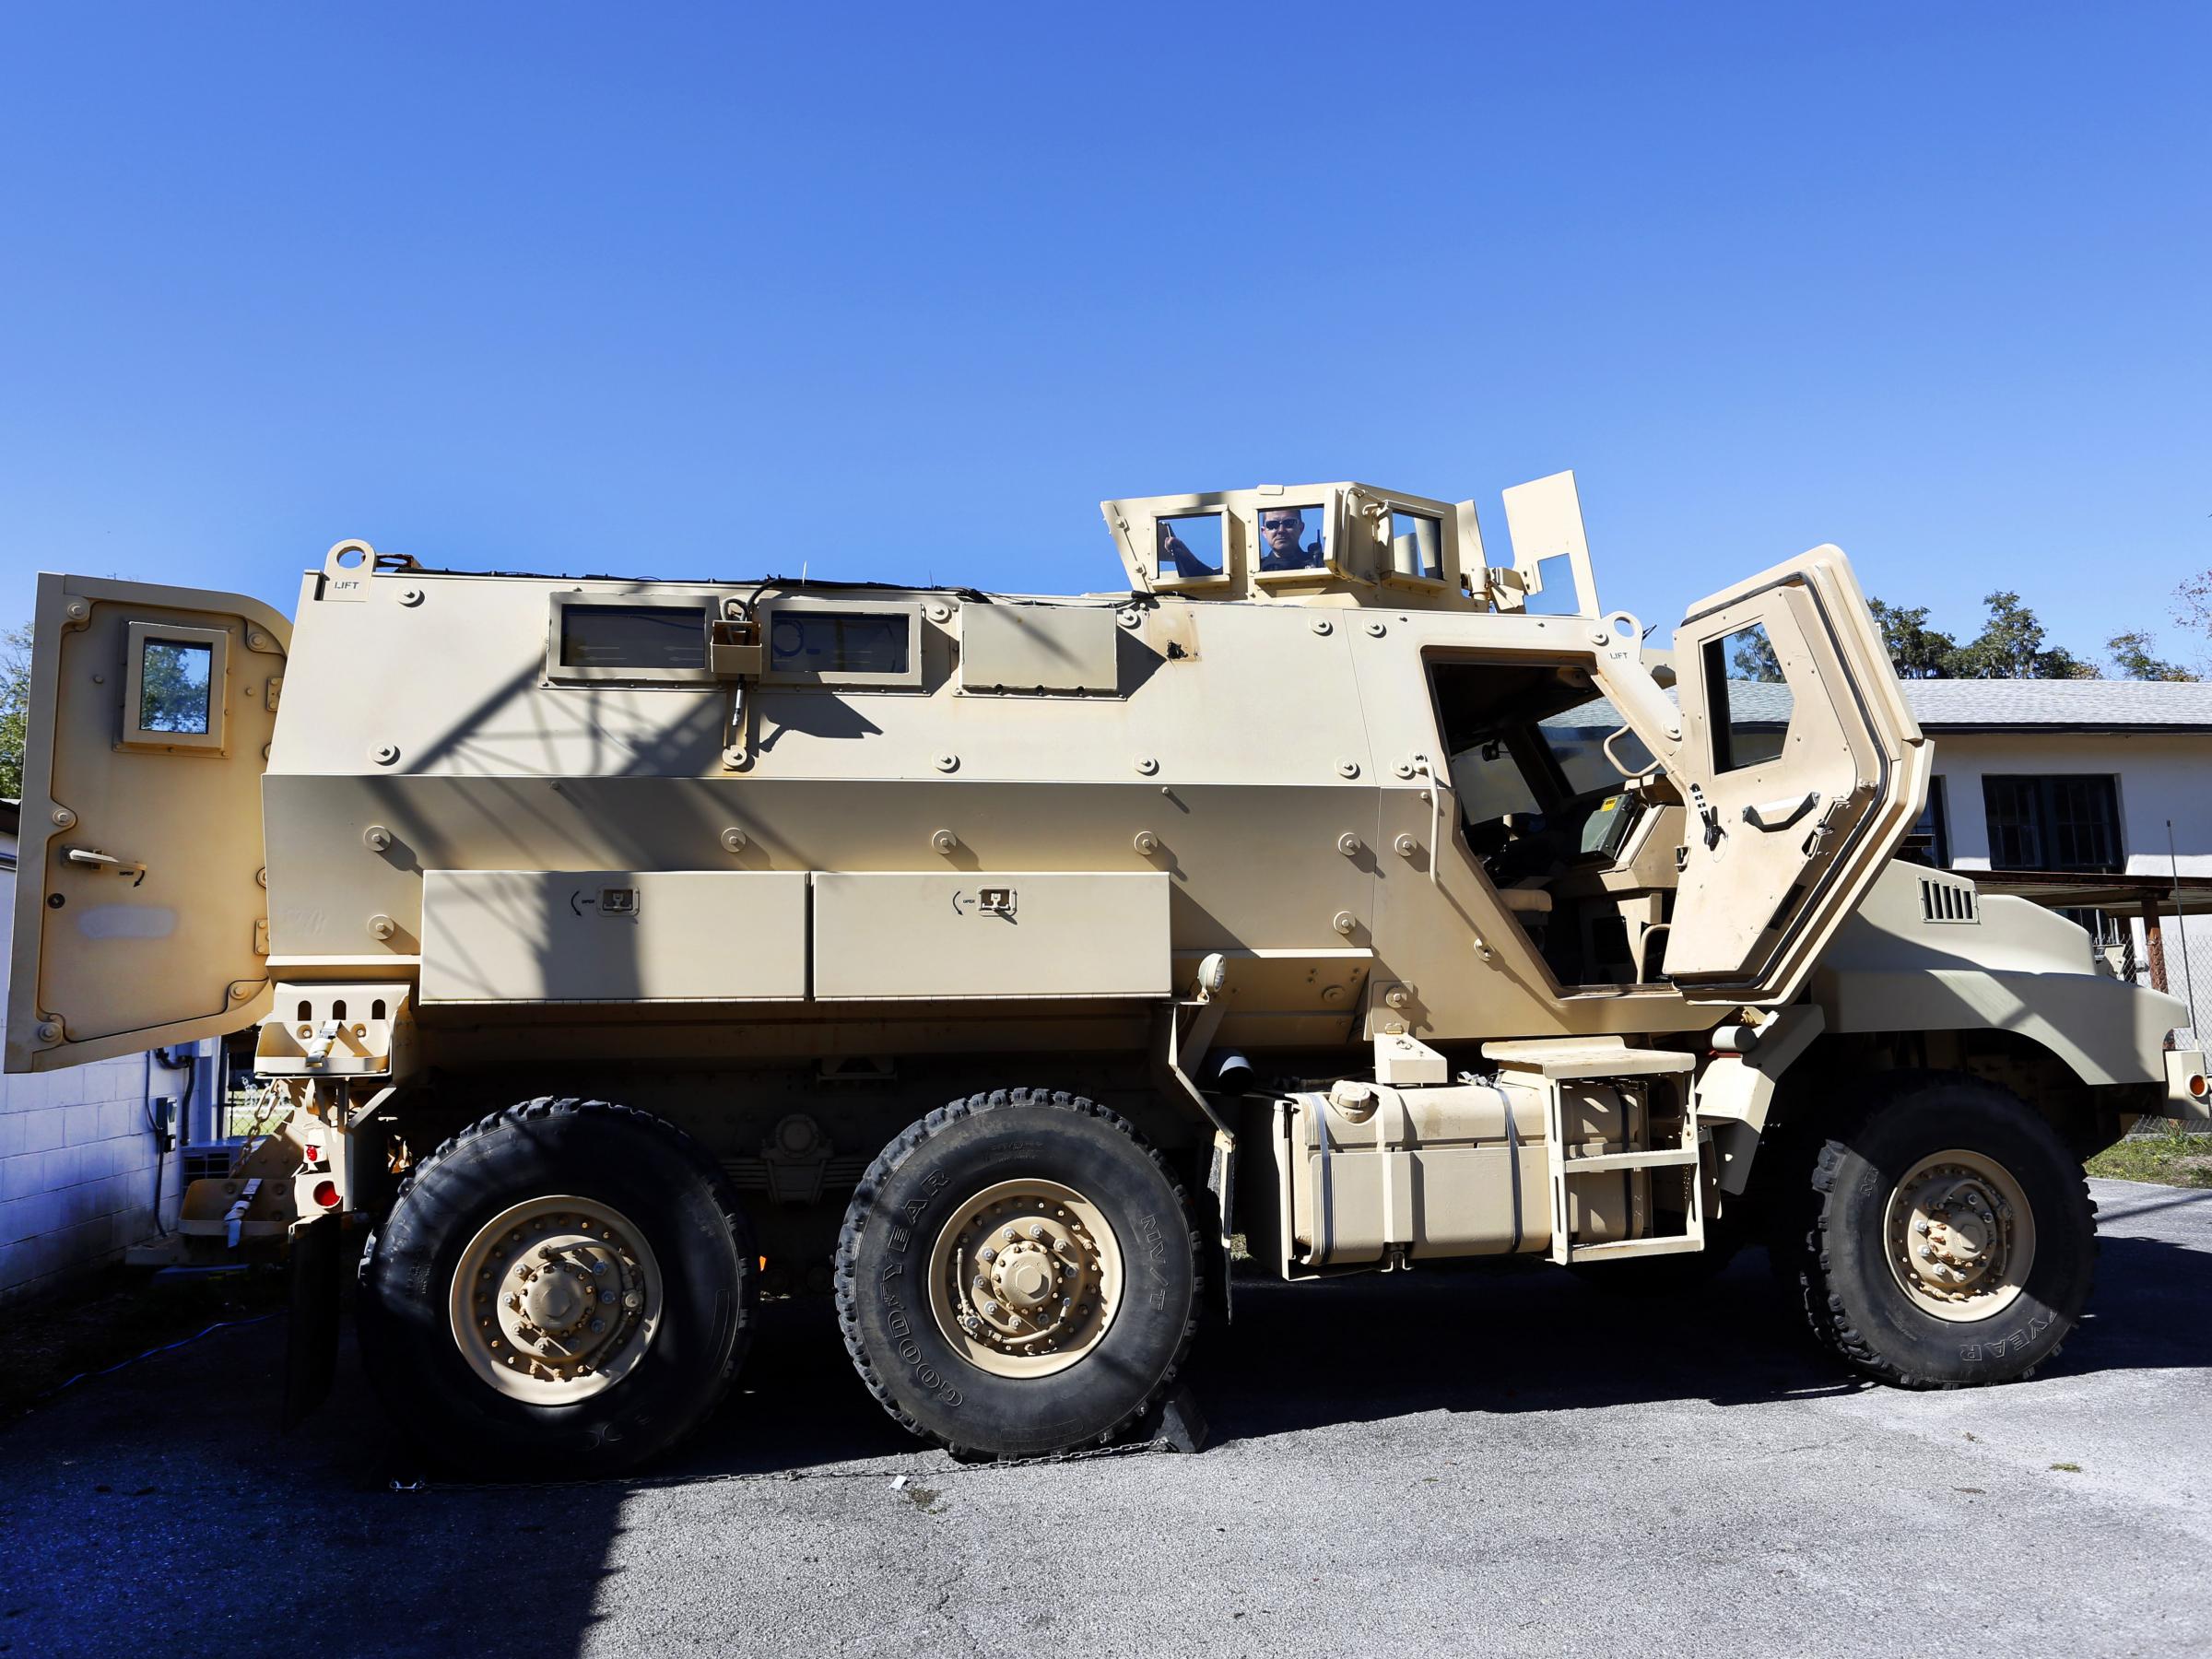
[1687,782,1724,851]
[65,846,147,887]
[1741,791,1819,832]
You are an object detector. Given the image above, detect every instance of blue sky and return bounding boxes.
[3,4,2206,665]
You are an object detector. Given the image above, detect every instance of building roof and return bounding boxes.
[1549,676,2212,739]
[1898,678,2212,732]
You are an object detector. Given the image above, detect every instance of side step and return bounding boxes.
[1483,1038,1708,1266]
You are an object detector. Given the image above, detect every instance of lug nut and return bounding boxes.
[590,1319,606,1334]
[1028,1224,1045,1240]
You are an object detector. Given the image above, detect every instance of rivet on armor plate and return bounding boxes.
[720,827,748,853]
[363,824,393,853]
[931,828,959,853]
[1337,832,1360,856]
[371,743,400,766]
[1336,759,1359,779]
[935,752,959,772]
[1333,911,1357,935]
[1312,618,1333,635]
[1394,833,1418,858]
[1134,756,1159,776]
[1385,987,1411,1010]
[1366,620,1386,637]
[51,807,75,829]
[368,913,396,943]
[399,587,424,606]
[1133,830,1159,855]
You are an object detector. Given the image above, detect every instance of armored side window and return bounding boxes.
[121,620,228,754]
[1153,512,1228,586]
[562,606,707,670]
[1385,509,1444,584]
[1254,503,1328,574]
[1704,622,1794,771]
[546,593,719,686]
[759,599,924,688]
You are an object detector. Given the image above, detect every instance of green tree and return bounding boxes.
[1943,591,2092,679]
[137,640,213,732]
[2106,629,2194,681]
[2175,572,2212,677]
[1866,598,1957,678]
[0,624,30,800]
[1729,624,1783,680]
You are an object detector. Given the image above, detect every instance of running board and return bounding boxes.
[1484,1038,1708,1266]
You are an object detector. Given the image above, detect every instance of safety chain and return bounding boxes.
[386,1434,1177,1496]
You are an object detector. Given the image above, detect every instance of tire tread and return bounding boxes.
[831,1087,1203,1460]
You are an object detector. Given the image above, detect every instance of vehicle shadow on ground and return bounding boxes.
[654,1225,2212,1477]
[21,1223,2211,1659]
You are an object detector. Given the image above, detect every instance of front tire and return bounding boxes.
[359,1098,755,1477]
[1800,1074,2095,1388]
[835,1088,1202,1459]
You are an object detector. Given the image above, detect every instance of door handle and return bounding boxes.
[65,846,148,887]
[1741,792,1818,832]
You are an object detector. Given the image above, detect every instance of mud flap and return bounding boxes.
[283,1214,342,1429]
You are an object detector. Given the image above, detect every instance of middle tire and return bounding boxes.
[835,1088,1202,1459]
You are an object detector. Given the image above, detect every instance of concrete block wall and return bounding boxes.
[0,858,181,1307]
[0,1048,174,1305]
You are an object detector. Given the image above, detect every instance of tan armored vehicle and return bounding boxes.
[11,474,2206,1473]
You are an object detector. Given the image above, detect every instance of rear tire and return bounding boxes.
[359,1098,755,1477]
[835,1088,1201,1459]
[1797,1073,2094,1388]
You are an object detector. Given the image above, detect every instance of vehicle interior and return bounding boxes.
[1427,658,1688,987]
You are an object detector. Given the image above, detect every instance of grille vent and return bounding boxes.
[1919,877,1979,924]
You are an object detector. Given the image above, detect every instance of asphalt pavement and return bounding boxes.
[6,1177,2210,1658]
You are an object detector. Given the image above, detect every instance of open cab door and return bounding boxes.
[7,574,289,1072]
[1663,547,1928,1004]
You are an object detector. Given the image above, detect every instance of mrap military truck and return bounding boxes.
[10,474,2206,1474]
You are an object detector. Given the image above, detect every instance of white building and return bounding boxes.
[0,800,212,1306]
[1901,679,2212,1039]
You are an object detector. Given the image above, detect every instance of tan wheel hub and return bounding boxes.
[449,1194,664,1403]
[928,1178,1123,1379]
[1883,1149,2036,1324]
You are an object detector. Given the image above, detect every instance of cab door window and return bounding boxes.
[122,622,229,754]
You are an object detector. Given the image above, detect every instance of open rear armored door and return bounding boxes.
[6,574,288,1072]
[1662,547,1927,1004]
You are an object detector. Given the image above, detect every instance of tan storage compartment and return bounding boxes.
[419,870,808,1004]
[811,871,1170,1001]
